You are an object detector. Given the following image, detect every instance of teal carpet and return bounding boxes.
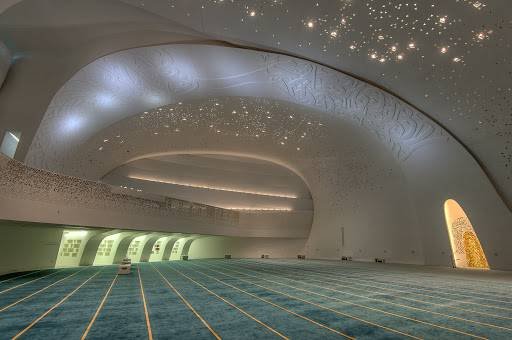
[0,259,511,339]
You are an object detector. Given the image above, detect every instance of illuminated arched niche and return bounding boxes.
[444,199,489,269]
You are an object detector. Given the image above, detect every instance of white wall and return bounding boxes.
[0,41,10,90]
[0,154,308,239]
[125,234,152,262]
[149,236,180,261]
[169,237,194,260]
[188,236,307,259]
[403,139,512,269]
[93,232,134,266]
[55,229,99,268]
[0,222,62,274]
[148,236,168,262]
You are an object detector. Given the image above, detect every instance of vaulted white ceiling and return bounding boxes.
[24,44,441,176]
[0,0,510,210]
[116,0,512,205]
[1,1,511,268]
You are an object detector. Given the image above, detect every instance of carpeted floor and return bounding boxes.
[0,259,511,339]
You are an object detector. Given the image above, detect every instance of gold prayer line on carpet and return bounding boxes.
[164,264,289,340]
[261,259,512,305]
[0,270,61,295]
[220,261,489,339]
[81,273,118,340]
[0,270,42,285]
[314,263,510,295]
[273,258,506,291]
[250,260,512,321]
[236,260,512,331]
[12,270,102,340]
[261,259,512,310]
[0,268,87,312]
[191,262,420,340]
[138,265,153,340]
[151,264,222,340]
[213,262,491,340]
[184,262,354,339]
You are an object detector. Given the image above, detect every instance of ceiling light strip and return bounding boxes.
[127,175,297,199]
[223,207,293,212]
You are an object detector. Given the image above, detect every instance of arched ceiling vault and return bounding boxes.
[0,0,511,211]
[26,44,443,174]
[104,153,314,211]
[48,95,406,223]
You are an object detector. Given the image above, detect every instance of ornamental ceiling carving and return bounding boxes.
[26,45,446,176]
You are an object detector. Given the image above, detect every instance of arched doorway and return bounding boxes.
[444,199,489,269]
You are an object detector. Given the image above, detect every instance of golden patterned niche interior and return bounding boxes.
[444,199,490,269]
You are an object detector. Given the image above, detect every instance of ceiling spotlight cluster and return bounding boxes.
[97,97,326,155]
[195,0,493,67]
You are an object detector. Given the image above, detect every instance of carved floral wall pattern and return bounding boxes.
[26,45,448,176]
[449,217,489,269]
[463,231,488,268]
[444,200,489,269]
[263,54,446,161]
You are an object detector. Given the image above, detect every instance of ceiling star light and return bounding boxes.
[137,0,496,70]
[127,175,298,199]
[472,1,484,9]
[475,31,492,41]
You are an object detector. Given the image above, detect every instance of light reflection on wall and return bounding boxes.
[61,115,85,135]
[145,93,166,106]
[127,174,298,199]
[94,93,117,109]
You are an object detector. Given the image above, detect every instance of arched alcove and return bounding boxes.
[139,234,163,262]
[444,199,489,269]
[161,238,180,261]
